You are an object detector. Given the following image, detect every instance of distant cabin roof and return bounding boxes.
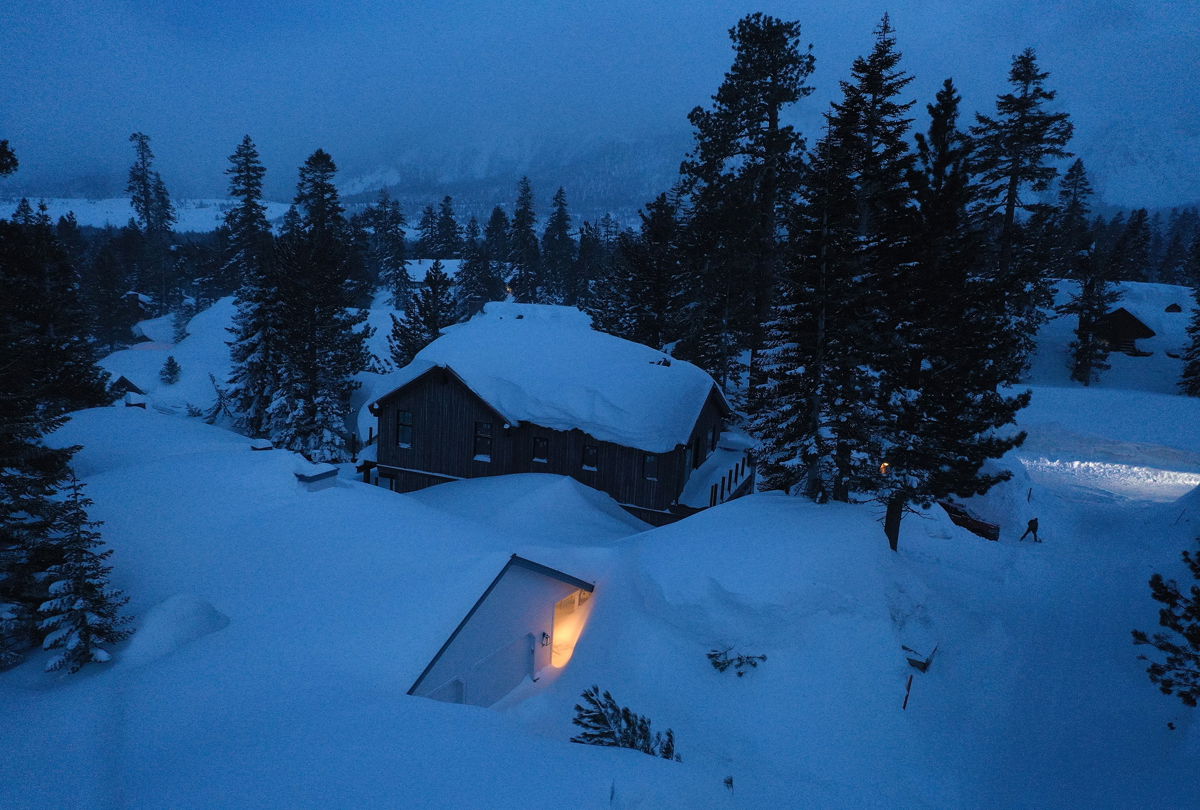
[370,303,727,453]
[1095,307,1156,340]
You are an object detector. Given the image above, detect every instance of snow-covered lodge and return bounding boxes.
[363,303,753,524]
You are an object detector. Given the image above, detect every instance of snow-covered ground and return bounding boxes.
[2,282,1199,807]
[0,197,293,232]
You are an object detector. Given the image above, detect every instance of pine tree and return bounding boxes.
[873,77,1028,549]
[126,133,176,312]
[0,139,16,176]
[455,217,504,316]
[1,189,110,667]
[971,48,1072,356]
[1054,160,1120,386]
[1158,209,1199,285]
[389,259,455,366]
[580,221,633,337]
[224,136,282,438]
[432,196,463,260]
[80,237,134,350]
[127,133,177,236]
[1107,208,1152,282]
[540,187,576,304]
[679,12,815,381]
[1132,538,1200,706]
[160,355,182,384]
[618,193,684,349]
[508,177,541,302]
[171,295,194,343]
[753,16,914,504]
[367,190,410,307]
[484,206,512,295]
[266,150,371,462]
[1181,236,1200,396]
[415,204,438,259]
[37,477,131,674]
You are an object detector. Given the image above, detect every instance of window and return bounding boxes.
[692,435,705,468]
[473,421,493,461]
[396,410,413,448]
[710,424,720,452]
[582,444,598,471]
[643,453,658,481]
[532,436,549,463]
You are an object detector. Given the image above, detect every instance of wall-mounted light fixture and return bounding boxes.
[541,632,551,647]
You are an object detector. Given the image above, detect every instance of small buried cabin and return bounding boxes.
[364,303,753,524]
[1093,307,1156,356]
[408,555,595,707]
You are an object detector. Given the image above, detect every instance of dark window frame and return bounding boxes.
[473,421,493,460]
[532,436,549,463]
[396,410,413,448]
[582,444,598,471]
[643,453,658,481]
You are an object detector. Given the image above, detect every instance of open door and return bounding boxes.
[551,588,593,667]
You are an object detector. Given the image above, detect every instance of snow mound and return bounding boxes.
[122,594,229,668]
[630,496,892,645]
[365,302,723,452]
[51,407,249,477]
[408,473,648,542]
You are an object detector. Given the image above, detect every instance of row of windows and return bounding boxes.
[395,410,662,479]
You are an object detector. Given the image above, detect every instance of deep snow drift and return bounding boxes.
[2,282,1199,807]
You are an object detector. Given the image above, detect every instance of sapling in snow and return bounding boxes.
[570,685,680,761]
[160,355,181,384]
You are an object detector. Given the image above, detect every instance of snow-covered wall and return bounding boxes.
[411,562,589,708]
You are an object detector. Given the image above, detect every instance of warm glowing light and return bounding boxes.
[880,461,891,475]
[551,589,593,668]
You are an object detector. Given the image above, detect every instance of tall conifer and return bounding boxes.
[224,136,280,437]
[267,150,370,462]
[508,177,541,302]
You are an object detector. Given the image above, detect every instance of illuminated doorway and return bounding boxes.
[551,588,593,667]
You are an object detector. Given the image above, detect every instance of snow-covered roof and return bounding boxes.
[369,303,726,453]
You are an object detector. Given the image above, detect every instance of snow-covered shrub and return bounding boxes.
[707,646,767,677]
[570,685,680,761]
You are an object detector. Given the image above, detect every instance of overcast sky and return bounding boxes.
[2,1,1197,204]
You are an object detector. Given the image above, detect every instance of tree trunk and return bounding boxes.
[884,492,905,552]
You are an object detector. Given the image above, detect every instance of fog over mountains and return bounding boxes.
[3,1,1197,214]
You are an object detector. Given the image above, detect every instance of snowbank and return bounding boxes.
[121,594,229,668]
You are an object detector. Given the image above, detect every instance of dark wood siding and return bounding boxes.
[374,368,726,513]
[376,368,514,481]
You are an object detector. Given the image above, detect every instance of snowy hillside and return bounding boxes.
[2,283,1200,807]
[1028,280,1196,394]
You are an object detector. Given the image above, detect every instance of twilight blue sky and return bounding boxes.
[2,0,1197,204]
